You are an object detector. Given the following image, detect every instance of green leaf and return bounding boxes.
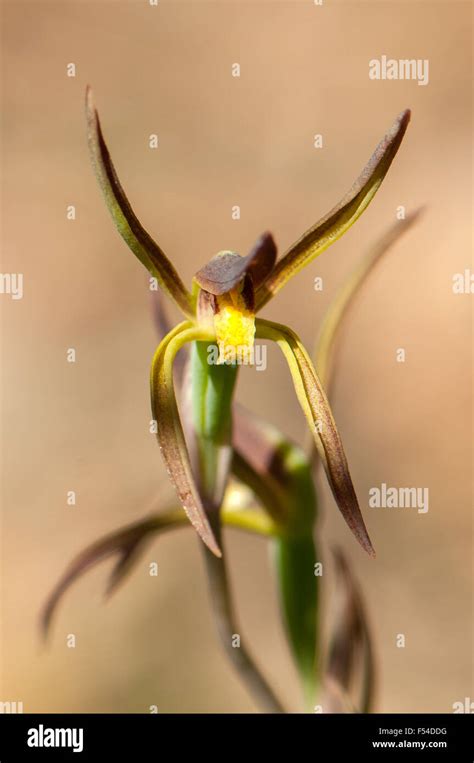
[273,534,319,707]
[86,87,193,318]
[232,405,319,705]
[256,110,411,309]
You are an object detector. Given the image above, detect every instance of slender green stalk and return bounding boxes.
[190,341,285,713]
[203,525,284,714]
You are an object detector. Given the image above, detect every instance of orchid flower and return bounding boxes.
[43,90,415,713]
[85,86,410,558]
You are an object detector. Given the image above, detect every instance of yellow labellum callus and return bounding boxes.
[194,234,277,364]
[213,285,256,364]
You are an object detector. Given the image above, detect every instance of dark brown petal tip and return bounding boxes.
[256,110,411,309]
[40,517,161,640]
[325,547,375,712]
[245,232,278,288]
[85,86,193,317]
[256,318,375,557]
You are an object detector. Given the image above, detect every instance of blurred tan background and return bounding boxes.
[1,0,472,712]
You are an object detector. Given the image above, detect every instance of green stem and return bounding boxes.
[190,341,285,713]
[203,526,284,713]
[190,341,237,506]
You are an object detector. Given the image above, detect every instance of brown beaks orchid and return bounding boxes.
[85,86,410,559]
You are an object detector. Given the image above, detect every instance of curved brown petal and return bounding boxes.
[256,110,411,309]
[194,232,277,295]
[314,208,424,393]
[150,322,222,556]
[40,510,184,639]
[305,209,424,468]
[256,318,375,557]
[325,548,375,713]
[86,86,193,318]
[41,496,278,640]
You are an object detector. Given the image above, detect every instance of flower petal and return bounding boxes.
[314,208,424,392]
[86,86,193,317]
[245,232,278,288]
[256,110,411,309]
[256,318,374,556]
[41,496,276,639]
[150,322,222,556]
[305,210,423,468]
[40,509,184,639]
[194,232,277,295]
[325,548,375,713]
